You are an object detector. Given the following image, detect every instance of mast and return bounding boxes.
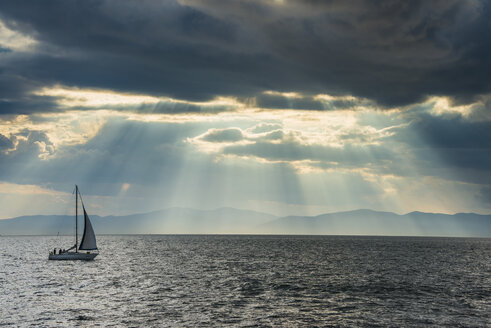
[75,185,78,253]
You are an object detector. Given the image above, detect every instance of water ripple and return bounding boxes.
[0,235,490,327]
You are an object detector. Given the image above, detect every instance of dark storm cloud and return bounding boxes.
[1,0,490,113]
[101,100,226,114]
[0,72,61,114]
[0,96,61,115]
[396,113,491,184]
[254,93,377,111]
[255,94,325,110]
[411,114,491,151]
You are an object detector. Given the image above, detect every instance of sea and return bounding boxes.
[0,235,490,327]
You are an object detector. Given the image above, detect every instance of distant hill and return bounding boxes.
[260,209,491,237]
[0,208,490,237]
[94,207,276,234]
[0,207,276,235]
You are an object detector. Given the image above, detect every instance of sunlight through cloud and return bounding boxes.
[0,20,38,52]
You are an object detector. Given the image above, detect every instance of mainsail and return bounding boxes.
[79,205,98,250]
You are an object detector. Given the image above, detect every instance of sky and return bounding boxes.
[0,0,490,219]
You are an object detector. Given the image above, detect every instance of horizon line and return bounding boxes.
[2,206,491,221]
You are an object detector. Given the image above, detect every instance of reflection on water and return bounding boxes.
[1,235,490,327]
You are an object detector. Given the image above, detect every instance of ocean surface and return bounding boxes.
[0,235,490,327]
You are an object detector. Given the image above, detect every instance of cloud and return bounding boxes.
[32,86,242,114]
[0,119,193,193]
[223,140,396,171]
[256,129,284,141]
[397,113,491,184]
[200,128,244,142]
[3,105,488,194]
[0,19,37,52]
[185,109,491,192]
[246,123,282,134]
[191,121,401,175]
[251,92,376,111]
[0,0,490,116]
[182,0,491,105]
[0,133,13,153]
[0,108,490,216]
[255,93,325,110]
[0,0,489,218]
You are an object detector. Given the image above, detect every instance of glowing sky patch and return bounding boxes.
[34,86,246,113]
[35,87,162,108]
[0,182,65,196]
[0,111,109,153]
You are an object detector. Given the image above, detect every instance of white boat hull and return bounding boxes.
[48,252,98,261]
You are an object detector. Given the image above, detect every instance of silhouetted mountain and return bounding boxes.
[0,214,103,235]
[0,207,276,235]
[0,208,490,237]
[96,207,276,234]
[260,209,491,237]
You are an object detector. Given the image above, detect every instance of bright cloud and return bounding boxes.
[34,86,246,114]
[0,20,37,52]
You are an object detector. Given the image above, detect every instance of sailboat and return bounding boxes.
[49,185,98,260]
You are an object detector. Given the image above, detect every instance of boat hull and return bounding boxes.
[48,252,98,261]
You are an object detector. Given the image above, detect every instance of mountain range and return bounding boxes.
[0,208,490,237]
